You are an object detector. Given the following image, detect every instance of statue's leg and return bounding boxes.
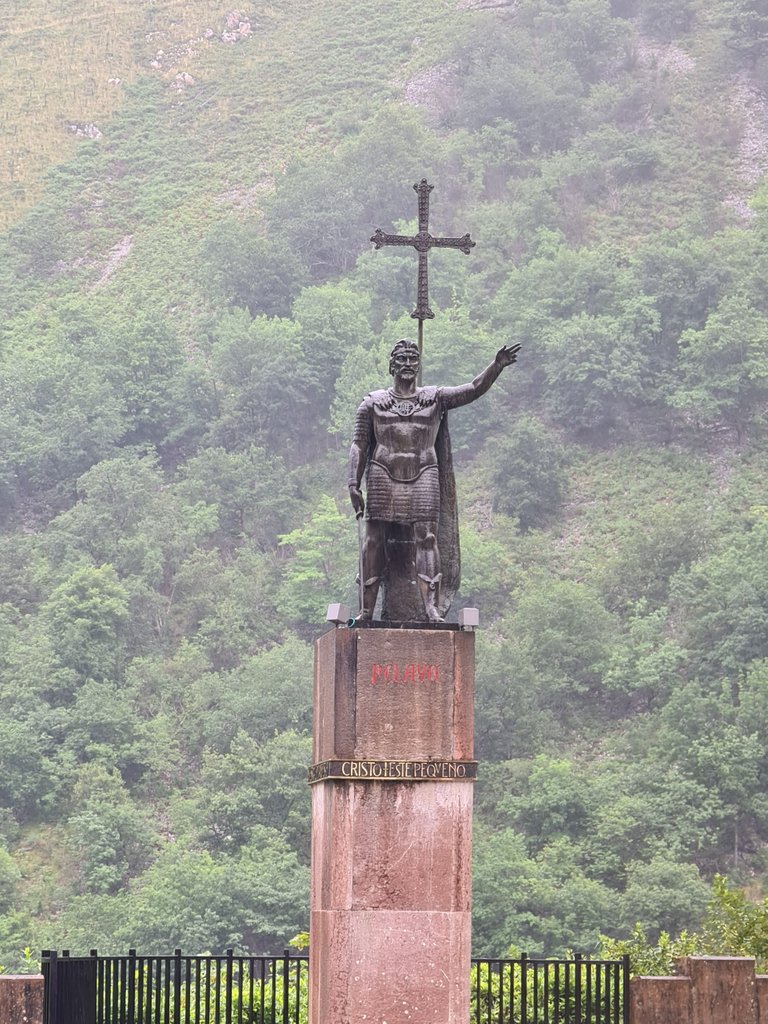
[359,519,386,621]
[414,521,443,623]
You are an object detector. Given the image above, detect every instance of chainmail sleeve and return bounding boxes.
[348,398,373,489]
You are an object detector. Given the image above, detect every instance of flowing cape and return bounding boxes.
[435,412,460,618]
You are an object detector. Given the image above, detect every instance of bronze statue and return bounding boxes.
[348,339,521,622]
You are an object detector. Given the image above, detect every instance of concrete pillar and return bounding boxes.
[0,976,44,1024]
[630,976,691,1024]
[756,976,768,1022]
[309,625,475,1024]
[678,956,758,1024]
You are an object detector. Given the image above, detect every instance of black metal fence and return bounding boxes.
[42,948,629,1024]
[471,953,631,1024]
[42,949,308,1024]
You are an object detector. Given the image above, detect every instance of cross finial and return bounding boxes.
[371,179,476,325]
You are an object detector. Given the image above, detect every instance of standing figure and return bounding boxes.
[348,339,520,622]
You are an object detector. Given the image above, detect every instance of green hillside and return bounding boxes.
[2,0,768,966]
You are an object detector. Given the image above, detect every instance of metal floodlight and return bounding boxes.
[326,603,351,626]
[457,607,480,629]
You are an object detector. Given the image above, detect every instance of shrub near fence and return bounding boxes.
[42,949,629,1024]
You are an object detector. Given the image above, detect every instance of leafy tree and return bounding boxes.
[453,21,586,152]
[640,0,697,39]
[670,518,768,681]
[538,305,656,434]
[120,831,308,953]
[201,219,309,318]
[504,579,618,700]
[0,849,20,915]
[620,856,710,936]
[0,306,125,497]
[602,876,768,973]
[505,757,591,848]
[330,340,390,439]
[66,763,155,895]
[208,311,316,455]
[96,308,186,447]
[196,731,312,860]
[724,0,768,65]
[474,636,556,760]
[671,294,768,439]
[0,718,56,817]
[176,446,296,550]
[472,828,538,955]
[60,678,149,777]
[195,639,313,752]
[520,0,627,84]
[42,565,130,684]
[484,416,568,530]
[174,546,282,666]
[603,604,686,705]
[293,282,375,400]
[278,496,357,626]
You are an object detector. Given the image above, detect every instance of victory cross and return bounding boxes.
[349,179,521,623]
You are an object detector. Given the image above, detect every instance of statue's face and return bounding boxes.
[391,346,420,379]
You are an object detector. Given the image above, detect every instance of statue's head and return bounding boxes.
[389,339,420,378]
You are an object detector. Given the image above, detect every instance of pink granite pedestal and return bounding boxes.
[309,626,475,1024]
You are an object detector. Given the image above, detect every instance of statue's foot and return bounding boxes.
[356,608,372,622]
[426,608,444,623]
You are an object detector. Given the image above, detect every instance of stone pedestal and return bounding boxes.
[0,976,44,1024]
[309,625,475,1024]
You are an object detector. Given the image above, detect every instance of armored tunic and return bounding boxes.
[350,383,476,524]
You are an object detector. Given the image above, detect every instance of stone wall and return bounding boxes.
[0,975,43,1024]
[630,956,768,1024]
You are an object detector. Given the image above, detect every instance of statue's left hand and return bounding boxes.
[495,344,521,368]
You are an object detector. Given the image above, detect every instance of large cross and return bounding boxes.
[371,179,475,383]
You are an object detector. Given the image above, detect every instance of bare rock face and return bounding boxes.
[68,122,102,139]
[96,235,134,287]
[171,71,196,91]
[222,10,253,43]
[403,62,460,122]
[724,75,768,220]
[457,0,518,8]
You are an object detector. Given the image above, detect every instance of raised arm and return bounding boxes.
[348,399,372,517]
[440,344,521,410]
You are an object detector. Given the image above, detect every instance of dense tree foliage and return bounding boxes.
[1,0,768,969]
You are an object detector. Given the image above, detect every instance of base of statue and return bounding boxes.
[308,625,475,1024]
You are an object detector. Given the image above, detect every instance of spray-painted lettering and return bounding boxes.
[370,663,441,686]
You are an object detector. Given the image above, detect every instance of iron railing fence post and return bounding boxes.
[499,959,506,1024]
[90,950,101,1024]
[282,948,290,1024]
[127,949,136,1024]
[44,951,56,1024]
[237,955,244,1024]
[225,949,233,1024]
[173,949,182,1024]
[622,955,631,1024]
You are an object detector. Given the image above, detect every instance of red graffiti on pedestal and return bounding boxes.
[370,663,440,685]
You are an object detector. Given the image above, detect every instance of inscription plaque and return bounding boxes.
[308,759,478,783]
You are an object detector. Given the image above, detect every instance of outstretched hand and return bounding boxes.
[495,343,522,369]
